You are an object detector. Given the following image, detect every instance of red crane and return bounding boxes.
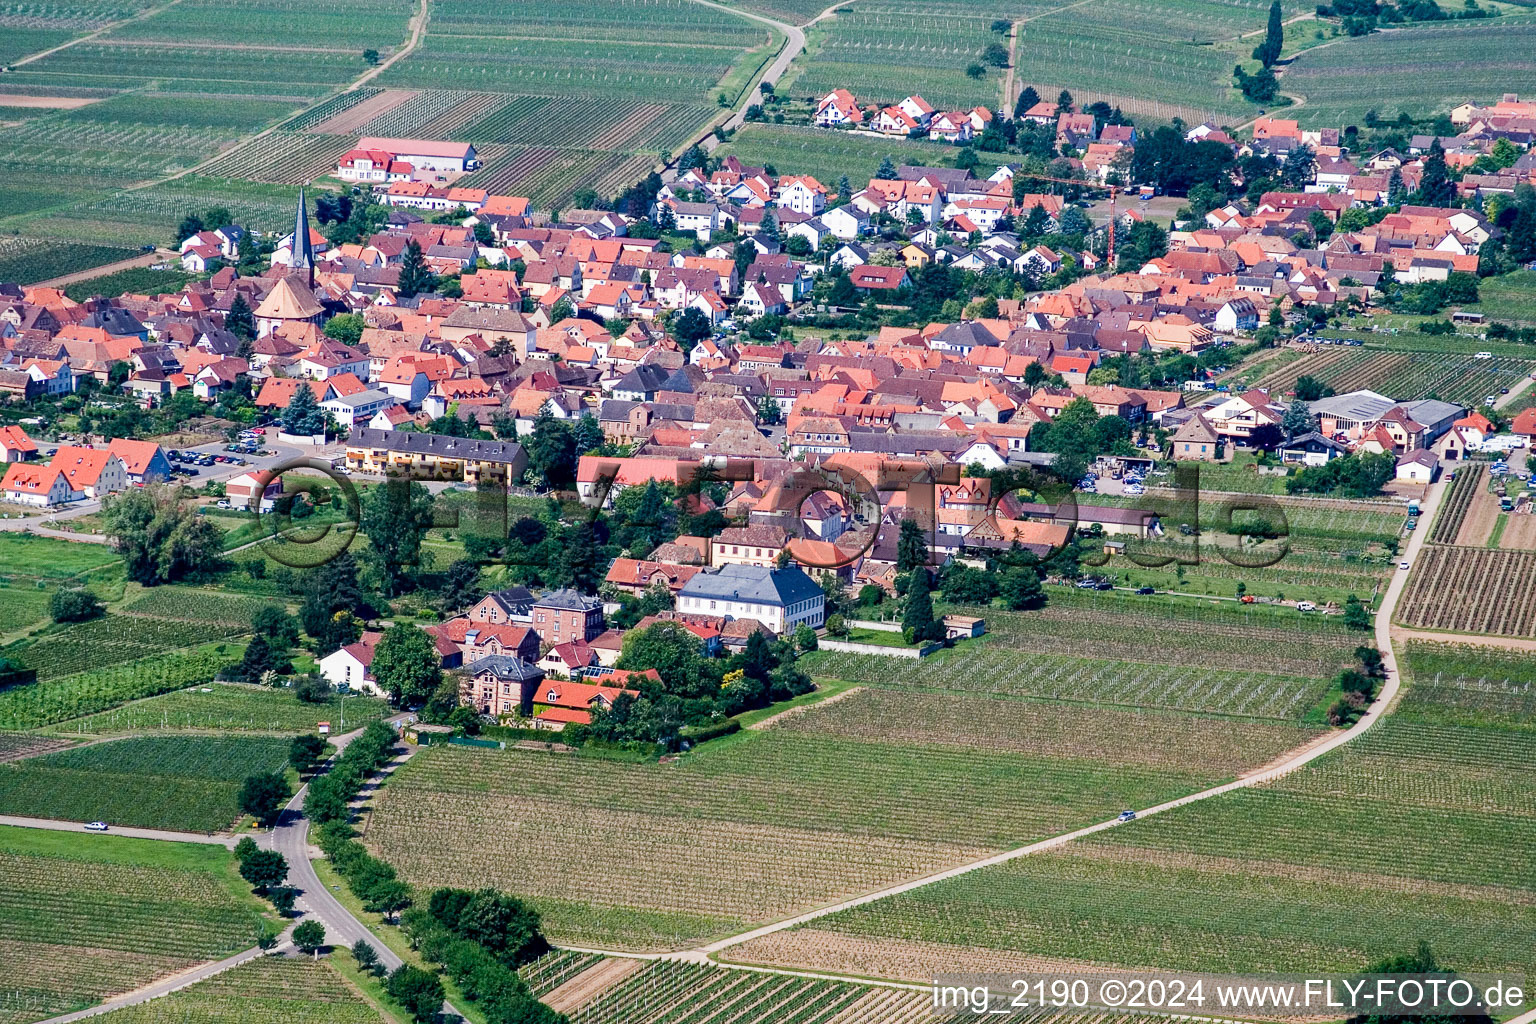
[1013,174,1119,266]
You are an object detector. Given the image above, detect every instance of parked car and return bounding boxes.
[1117,810,1137,822]
[1135,586,1156,595]
[1240,595,1256,604]
[1400,561,1410,570]
[1297,601,1317,612]
[216,499,230,509]
[84,821,109,831]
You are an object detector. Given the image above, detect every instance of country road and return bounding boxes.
[0,815,235,845]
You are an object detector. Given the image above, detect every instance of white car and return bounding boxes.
[1400,561,1410,570]
[1296,601,1317,612]
[84,821,109,831]
[1474,351,1493,360]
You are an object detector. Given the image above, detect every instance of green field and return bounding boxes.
[1465,270,1536,326]
[370,587,1331,952]
[93,956,386,1024]
[61,682,389,736]
[63,266,192,301]
[0,237,137,285]
[0,824,268,1023]
[0,646,236,731]
[716,122,957,184]
[0,734,291,831]
[1285,15,1536,126]
[757,644,1536,980]
[0,535,121,580]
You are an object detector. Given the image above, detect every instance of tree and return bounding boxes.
[438,558,484,613]
[281,381,327,437]
[755,393,782,425]
[226,293,254,340]
[292,919,326,957]
[289,733,328,773]
[352,939,380,972]
[239,771,291,826]
[397,239,436,298]
[1293,374,1333,401]
[176,213,204,243]
[1014,84,1040,119]
[999,565,1046,609]
[1254,0,1284,66]
[362,47,379,64]
[294,673,334,703]
[371,624,442,706]
[1416,139,1456,206]
[877,156,897,180]
[239,848,288,891]
[671,306,711,354]
[102,485,226,586]
[1055,89,1074,114]
[616,621,706,694]
[895,518,928,572]
[360,480,435,594]
[238,634,281,683]
[252,606,300,650]
[902,573,942,644]
[386,964,445,1023]
[1281,399,1316,439]
[49,588,103,623]
[268,885,298,915]
[364,878,413,922]
[837,174,852,202]
[323,313,365,345]
[1343,594,1372,630]
[982,41,1010,66]
[1356,645,1385,676]
[524,409,578,489]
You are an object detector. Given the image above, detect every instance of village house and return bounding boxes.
[676,563,825,635]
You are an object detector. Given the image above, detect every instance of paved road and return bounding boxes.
[0,814,235,846]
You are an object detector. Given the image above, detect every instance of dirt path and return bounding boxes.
[543,958,642,1014]
[687,0,805,155]
[1390,626,1536,653]
[34,249,171,289]
[1454,484,1500,546]
[6,0,188,68]
[1001,18,1021,113]
[746,685,863,730]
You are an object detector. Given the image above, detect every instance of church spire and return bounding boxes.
[291,184,314,288]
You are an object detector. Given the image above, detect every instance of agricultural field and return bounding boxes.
[787,0,1025,112]
[59,681,389,736]
[0,646,237,732]
[743,644,1536,981]
[716,122,956,185]
[63,266,192,301]
[0,824,268,1023]
[368,680,1287,950]
[32,177,308,248]
[1076,486,1401,603]
[0,733,72,763]
[1284,15,1536,126]
[1399,641,1536,733]
[93,956,386,1024]
[0,237,137,285]
[1430,465,1484,544]
[555,957,1104,1022]
[1249,343,1536,407]
[1398,544,1536,637]
[0,734,291,831]
[3,609,246,682]
[1008,0,1269,122]
[1465,269,1536,326]
[371,589,1338,955]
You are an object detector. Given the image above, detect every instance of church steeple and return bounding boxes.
[291,184,314,288]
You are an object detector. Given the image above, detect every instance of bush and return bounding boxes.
[387,964,445,1023]
[49,588,104,624]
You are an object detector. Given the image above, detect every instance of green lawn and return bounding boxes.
[0,735,290,831]
[0,534,121,580]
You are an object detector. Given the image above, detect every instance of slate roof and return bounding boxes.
[350,427,525,464]
[679,564,824,607]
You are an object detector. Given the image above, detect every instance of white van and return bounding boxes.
[1296,601,1317,612]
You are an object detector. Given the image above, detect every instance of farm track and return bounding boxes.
[6,0,190,69]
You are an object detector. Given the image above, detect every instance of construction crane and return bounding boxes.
[1011,173,1119,266]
